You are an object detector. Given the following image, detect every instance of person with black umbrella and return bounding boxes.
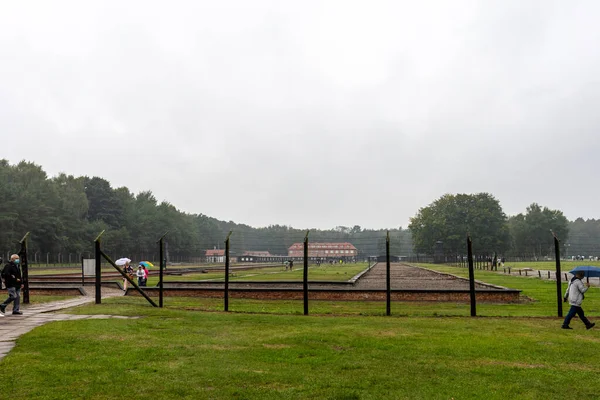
[562,270,595,330]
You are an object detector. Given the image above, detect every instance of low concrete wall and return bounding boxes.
[29,286,86,296]
[126,287,521,303]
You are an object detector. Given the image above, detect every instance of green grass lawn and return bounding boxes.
[4,263,600,399]
[3,300,600,400]
[480,260,600,270]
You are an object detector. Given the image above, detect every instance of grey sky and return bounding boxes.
[1,1,599,229]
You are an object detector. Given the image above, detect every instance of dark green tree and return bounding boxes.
[508,203,569,258]
[409,193,510,255]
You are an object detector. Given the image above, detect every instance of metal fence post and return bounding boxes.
[467,235,477,317]
[553,232,563,318]
[303,230,309,316]
[95,230,105,304]
[157,232,168,308]
[224,231,232,312]
[386,230,391,316]
[19,232,30,304]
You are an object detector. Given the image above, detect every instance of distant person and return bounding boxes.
[136,266,145,286]
[288,260,294,271]
[123,261,133,291]
[142,265,149,286]
[0,254,23,315]
[562,271,595,330]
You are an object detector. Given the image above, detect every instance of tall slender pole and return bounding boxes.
[19,232,30,304]
[224,231,232,312]
[553,233,563,317]
[158,233,168,308]
[467,235,477,317]
[94,230,105,304]
[303,230,309,316]
[386,230,391,316]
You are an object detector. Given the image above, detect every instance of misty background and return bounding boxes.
[1,1,599,229]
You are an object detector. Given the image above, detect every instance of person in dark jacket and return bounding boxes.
[0,254,23,315]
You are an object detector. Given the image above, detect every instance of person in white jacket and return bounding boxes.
[562,271,595,330]
[136,266,145,286]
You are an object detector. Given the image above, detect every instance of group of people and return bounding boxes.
[122,261,149,290]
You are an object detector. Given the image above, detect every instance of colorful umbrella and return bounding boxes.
[140,261,154,268]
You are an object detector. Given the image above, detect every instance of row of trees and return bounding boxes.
[409,193,571,257]
[0,160,411,260]
[3,160,598,261]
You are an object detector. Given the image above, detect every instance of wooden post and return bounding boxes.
[467,236,477,317]
[303,230,309,316]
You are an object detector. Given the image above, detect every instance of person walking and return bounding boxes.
[122,261,133,291]
[562,271,595,330]
[0,254,24,315]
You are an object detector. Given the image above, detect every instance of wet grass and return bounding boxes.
[3,300,599,399]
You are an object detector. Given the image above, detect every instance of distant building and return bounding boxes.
[287,242,358,258]
[205,249,225,263]
[242,251,274,257]
[238,251,282,263]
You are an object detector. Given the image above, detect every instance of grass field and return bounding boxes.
[3,263,600,399]
[4,300,600,399]
[143,263,369,286]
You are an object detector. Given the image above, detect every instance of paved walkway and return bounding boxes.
[0,287,135,360]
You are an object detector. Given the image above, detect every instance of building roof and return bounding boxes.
[287,242,358,250]
[205,249,225,256]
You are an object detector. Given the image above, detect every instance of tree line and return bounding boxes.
[0,160,411,261]
[408,193,594,258]
[2,160,599,261]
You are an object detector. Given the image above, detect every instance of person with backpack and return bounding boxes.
[562,270,595,330]
[0,254,24,315]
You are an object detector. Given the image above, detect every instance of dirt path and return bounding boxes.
[352,263,498,290]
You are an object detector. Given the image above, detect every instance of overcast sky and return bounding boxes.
[1,1,599,229]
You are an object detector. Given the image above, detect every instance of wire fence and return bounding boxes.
[6,230,600,319]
